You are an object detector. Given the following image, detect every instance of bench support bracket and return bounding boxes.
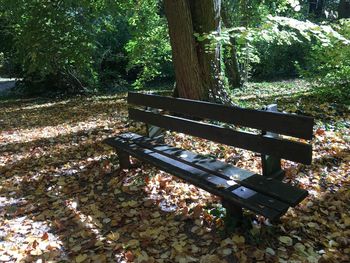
[262,104,284,180]
[222,199,243,230]
[146,106,165,143]
[116,149,131,169]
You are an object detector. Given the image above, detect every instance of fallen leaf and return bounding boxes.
[41,232,49,240]
[75,254,88,263]
[279,236,293,246]
[265,247,275,255]
[125,251,134,262]
[107,231,120,241]
[232,235,245,244]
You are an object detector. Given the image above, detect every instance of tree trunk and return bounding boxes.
[221,3,241,88]
[223,42,241,88]
[163,0,208,100]
[189,0,224,101]
[339,0,350,19]
[164,0,233,104]
[309,0,325,18]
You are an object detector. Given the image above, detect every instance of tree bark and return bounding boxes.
[164,0,233,104]
[223,42,241,88]
[221,3,241,88]
[189,0,224,100]
[163,0,208,100]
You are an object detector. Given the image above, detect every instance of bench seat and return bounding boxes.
[105,132,308,221]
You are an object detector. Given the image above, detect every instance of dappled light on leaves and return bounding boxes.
[0,88,349,262]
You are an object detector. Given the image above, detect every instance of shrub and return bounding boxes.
[301,19,350,104]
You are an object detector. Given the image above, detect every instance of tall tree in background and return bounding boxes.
[222,2,241,88]
[309,0,325,18]
[164,0,233,103]
[338,0,350,18]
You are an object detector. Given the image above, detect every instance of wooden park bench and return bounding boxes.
[104,92,314,222]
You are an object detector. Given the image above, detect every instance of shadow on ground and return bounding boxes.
[0,89,349,262]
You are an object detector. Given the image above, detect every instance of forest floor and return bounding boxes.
[0,80,349,263]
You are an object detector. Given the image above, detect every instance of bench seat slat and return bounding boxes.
[241,175,308,206]
[128,92,314,140]
[118,133,255,181]
[129,108,312,165]
[117,132,308,206]
[105,136,289,220]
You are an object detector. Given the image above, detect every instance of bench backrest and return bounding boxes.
[127,92,314,165]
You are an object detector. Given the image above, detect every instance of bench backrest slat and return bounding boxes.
[129,108,312,165]
[128,92,314,140]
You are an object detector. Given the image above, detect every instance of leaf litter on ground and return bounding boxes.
[0,83,349,262]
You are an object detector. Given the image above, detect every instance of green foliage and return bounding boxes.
[221,0,310,80]
[301,19,350,104]
[93,9,130,89]
[0,17,18,76]
[222,14,349,81]
[0,0,136,94]
[253,41,309,79]
[125,0,172,88]
[221,1,350,82]
[0,0,107,92]
[0,0,172,93]
[0,0,349,97]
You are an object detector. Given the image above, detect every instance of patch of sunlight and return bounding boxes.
[77,97,127,109]
[65,198,103,239]
[0,150,37,167]
[1,95,125,115]
[66,193,140,260]
[0,175,28,194]
[65,200,127,262]
[50,154,110,180]
[0,117,114,145]
[0,197,66,262]
[88,94,126,101]
[0,136,105,173]
[19,100,69,110]
[4,100,72,113]
[239,90,313,101]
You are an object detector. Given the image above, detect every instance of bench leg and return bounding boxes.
[116,149,131,169]
[222,199,243,231]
